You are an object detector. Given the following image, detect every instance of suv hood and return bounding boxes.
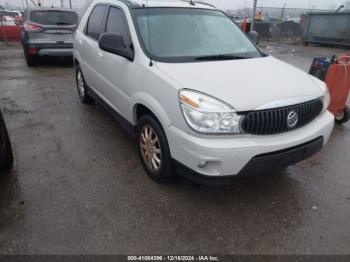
[156,56,323,111]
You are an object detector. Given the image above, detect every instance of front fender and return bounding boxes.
[130,92,172,128]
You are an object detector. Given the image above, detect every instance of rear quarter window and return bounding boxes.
[30,11,78,25]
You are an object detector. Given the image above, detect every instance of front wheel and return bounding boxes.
[137,115,175,182]
[335,106,350,124]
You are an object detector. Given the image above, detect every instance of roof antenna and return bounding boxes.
[189,0,195,6]
[145,0,153,66]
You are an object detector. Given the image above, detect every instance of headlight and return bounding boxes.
[310,75,330,112]
[322,88,331,112]
[179,90,241,134]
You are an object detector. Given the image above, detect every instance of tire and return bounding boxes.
[335,106,350,124]
[75,65,94,104]
[137,114,175,182]
[0,112,14,174]
[25,53,37,67]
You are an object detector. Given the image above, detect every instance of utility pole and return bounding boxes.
[280,3,287,21]
[69,0,72,9]
[279,3,287,39]
[60,0,64,7]
[310,5,316,13]
[250,0,257,31]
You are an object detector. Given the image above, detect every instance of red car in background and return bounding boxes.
[0,16,21,42]
[12,11,25,24]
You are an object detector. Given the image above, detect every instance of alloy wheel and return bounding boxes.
[139,125,162,172]
[77,70,85,97]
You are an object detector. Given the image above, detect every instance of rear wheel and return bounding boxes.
[137,114,175,182]
[335,106,350,124]
[25,53,38,67]
[75,65,94,104]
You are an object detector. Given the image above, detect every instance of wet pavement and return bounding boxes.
[0,42,349,254]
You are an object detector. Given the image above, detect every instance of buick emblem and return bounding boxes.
[287,111,298,128]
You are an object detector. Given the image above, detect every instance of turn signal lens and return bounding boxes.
[322,88,331,112]
[179,94,199,108]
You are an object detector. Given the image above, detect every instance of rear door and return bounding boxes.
[5,18,21,41]
[0,17,21,41]
[26,10,77,45]
[78,4,108,98]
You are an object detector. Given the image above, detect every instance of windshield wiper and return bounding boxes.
[194,54,248,61]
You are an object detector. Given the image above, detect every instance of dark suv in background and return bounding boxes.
[21,8,78,66]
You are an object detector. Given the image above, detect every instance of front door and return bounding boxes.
[97,6,134,117]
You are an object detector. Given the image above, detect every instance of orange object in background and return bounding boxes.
[241,17,247,33]
[325,54,350,123]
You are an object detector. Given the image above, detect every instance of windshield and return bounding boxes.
[132,8,262,63]
[30,10,78,26]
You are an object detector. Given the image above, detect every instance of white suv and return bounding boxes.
[73,0,334,184]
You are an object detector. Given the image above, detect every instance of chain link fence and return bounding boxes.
[228,6,333,41]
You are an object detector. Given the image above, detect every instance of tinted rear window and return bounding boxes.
[30,11,77,25]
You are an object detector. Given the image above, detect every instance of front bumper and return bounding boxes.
[166,110,334,182]
[175,136,323,185]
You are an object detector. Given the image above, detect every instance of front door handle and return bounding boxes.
[98,52,104,59]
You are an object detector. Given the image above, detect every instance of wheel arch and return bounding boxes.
[131,93,171,129]
[74,58,80,66]
[73,50,82,68]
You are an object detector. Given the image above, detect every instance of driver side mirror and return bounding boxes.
[99,33,134,61]
[248,31,260,45]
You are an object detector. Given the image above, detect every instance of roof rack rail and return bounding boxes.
[194,1,216,8]
[129,0,143,7]
[118,0,142,7]
[179,0,217,9]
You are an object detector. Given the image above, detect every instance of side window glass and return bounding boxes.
[86,5,106,40]
[105,7,132,45]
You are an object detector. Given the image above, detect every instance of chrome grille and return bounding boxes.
[240,98,323,135]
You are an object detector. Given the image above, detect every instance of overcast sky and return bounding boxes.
[0,0,346,11]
